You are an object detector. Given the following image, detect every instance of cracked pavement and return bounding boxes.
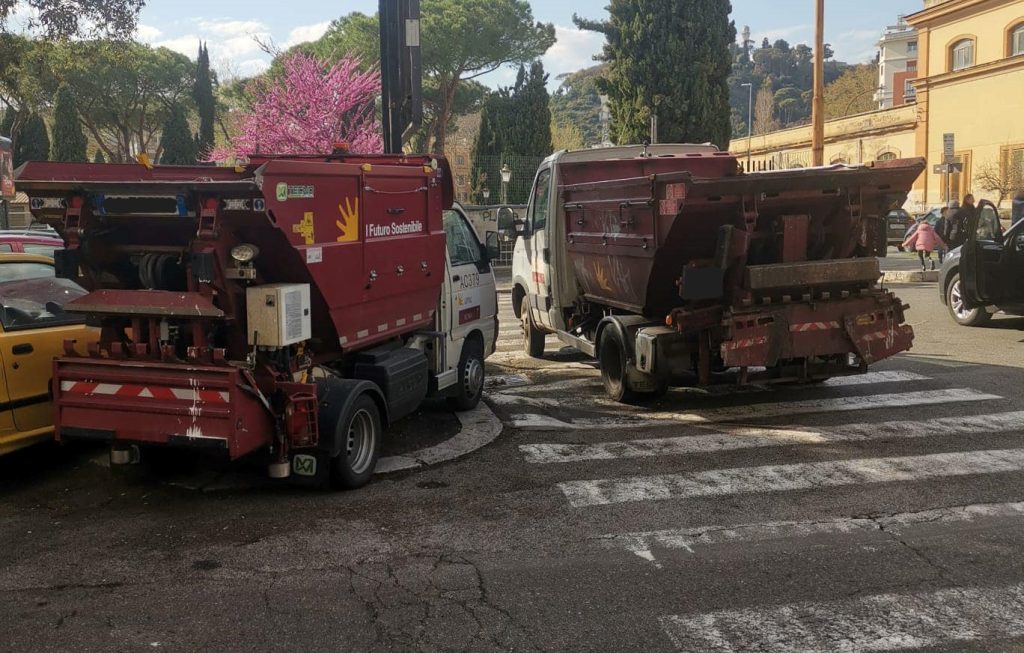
[1,283,1024,651]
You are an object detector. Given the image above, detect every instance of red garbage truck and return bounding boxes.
[509,144,925,401]
[16,153,499,487]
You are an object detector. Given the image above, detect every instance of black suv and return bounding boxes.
[939,200,1024,326]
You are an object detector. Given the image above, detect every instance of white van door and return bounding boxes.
[443,208,496,358]
[524,166,554,329]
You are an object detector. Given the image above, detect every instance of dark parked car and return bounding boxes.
[939,200,1024,326]
[886,208,913,251]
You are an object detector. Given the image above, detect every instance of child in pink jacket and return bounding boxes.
[902,220,948,271]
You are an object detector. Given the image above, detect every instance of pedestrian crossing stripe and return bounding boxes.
[558,448,1024,508]
[660,582,1024,652]
[520,410,1024,464]
[507,388,999,428]
[600,501,1024,566]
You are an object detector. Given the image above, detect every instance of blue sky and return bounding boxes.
[131,0,924,84]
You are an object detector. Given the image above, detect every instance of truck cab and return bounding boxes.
[958,200,1024,320]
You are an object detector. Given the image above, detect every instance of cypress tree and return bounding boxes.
[51,84,89,162]
[513,61,553,158]
[93,150,107,164]
[576,0,736,148]
[14,114,50,167]
[0,107,14,138]
[158,104,199,165]
[469,93,509,204]
[193,42,216,156]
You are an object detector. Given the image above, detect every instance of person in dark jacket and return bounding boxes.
[1013,190,1024,225]
[946,194,976,249]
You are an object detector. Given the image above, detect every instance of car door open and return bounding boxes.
[960,200,1006,308]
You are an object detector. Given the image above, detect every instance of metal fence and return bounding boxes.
[470,154,545,205]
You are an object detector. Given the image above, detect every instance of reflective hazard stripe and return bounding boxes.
[789,321,841,332]
[60,381,229,403]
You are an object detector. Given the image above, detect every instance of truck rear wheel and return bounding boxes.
[598,329,636,403]
[331,394,381,490]
[521,296,545,358]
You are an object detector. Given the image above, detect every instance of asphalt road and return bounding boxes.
[1,278,1023,652]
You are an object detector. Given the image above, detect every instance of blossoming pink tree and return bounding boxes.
[212,53,383,160]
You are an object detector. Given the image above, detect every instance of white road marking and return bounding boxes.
[488,394,563,409]
[594,388,1000,423]
[558,448,1024,507]
[499,376,601,395]
[601,501,1024,565]
[521,410,1024,464]
[660,583,1024,652]
[820,370,928,385]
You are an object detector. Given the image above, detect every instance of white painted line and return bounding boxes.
[660,583,1024,652]
[488,393,562,409]
[521,410,1024,464]
[820,370,929,386]
[558,448,1024,508]
[375,402,503,474]
[602,501,1024,565]
[498,376,601,395]
[598,388,1001,424]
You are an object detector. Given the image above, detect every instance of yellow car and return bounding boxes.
[0,254,96,455]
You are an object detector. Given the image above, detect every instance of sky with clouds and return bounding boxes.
[131,0,924,86]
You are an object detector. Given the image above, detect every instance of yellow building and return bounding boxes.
[728,0,1024,213]
[909,0,1024,207]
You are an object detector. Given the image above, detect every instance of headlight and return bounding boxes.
[230,244,260,263]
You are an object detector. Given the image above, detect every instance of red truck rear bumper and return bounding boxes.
[720,292,912,368]
[54,358,275,459]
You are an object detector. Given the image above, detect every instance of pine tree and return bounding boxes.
[93,150,107,164]
[193,42,216,156]
[158,104,198,165]
[51,84,88,162]
[576,0,736,148]
[13,114,50,167]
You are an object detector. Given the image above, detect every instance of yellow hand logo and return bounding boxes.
[337,197,360,243]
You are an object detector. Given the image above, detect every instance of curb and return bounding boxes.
[374,401,503,474]
[882,270,939,283]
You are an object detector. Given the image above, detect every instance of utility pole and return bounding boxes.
[379,0,423,154]
[811,0,825,167]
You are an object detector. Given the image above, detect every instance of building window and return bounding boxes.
[904,79,916,102]
[951,39,974,71]
[877,151,898,161]
[456,175,467,187]
[907,60,917,72]
[907,40,918,56]
[456,155,466,166]
[1001,144,1024,185]
[1012,24,1024,56]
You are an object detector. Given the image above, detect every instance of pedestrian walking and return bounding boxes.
[946,194,976,249]
[902,218,947,271]
[1013,189,1024,225]
[934,208,948,264]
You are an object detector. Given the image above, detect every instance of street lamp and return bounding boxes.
[500,164,511,205]
[482,187,490,204]
[741,82,753,171]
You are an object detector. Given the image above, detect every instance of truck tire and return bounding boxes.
[449,339,485,411]
[521,296,545,358]
[598,328,636,403]
[330,394,382,490]
[946,273,991,327]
